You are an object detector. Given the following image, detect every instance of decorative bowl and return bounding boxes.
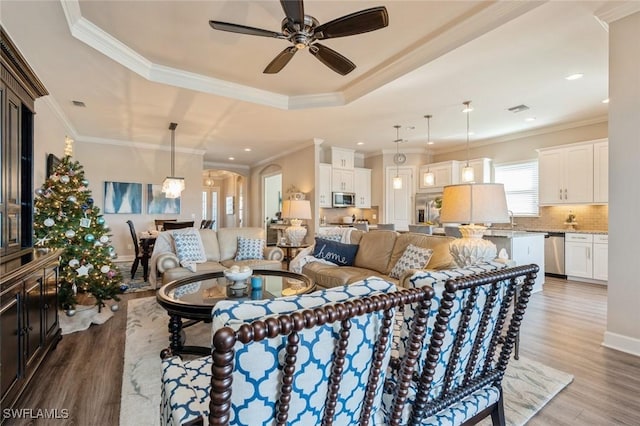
[223,268,252,283]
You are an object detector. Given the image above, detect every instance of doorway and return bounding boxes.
[263,170,282,246]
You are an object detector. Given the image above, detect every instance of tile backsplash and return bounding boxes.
[512,205,608,231]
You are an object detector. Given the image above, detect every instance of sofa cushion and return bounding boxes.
[217,227,265,261]
[198,229,221,261]
[302,263,387,289]
[353,230,398,274]
[235,236,265,261]
[313,237,359,266]
[389,244,433,279]
[173,230,207,270]
[389,233,456,271]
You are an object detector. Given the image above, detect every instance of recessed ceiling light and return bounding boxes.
[602,98,610,104]
[357,142,364,146]
[565,73,584,81]
[427,141,435,145]
[467,131,475,136]
[525,117,536,122]
[228,156,235,161]
[244,148,252,152]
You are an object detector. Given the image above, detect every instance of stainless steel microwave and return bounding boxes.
[332,192,355,207]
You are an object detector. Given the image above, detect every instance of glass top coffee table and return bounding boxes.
[157,269,314,356]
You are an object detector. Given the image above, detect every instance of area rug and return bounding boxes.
[59,304,114,335]
[121,296,573,426]
[115,261,154,293]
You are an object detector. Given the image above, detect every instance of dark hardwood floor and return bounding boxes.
[10,277,640,425]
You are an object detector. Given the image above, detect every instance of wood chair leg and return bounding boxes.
[131,258,139,279]
[490,392,506,426]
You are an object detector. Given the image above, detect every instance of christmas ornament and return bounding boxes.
[76,264,90,277]
[66,309,76,317]
[84,233,95,242]
[67,195,77,203]
[108,270,116,278]
[65,229,76,238]
[110,304,119,312]
[100,265,110,273]
[44,218,55,227]
[119,284,129,292]
[60,175,70,184]
[87,197,94,205]
[82,179,89,186]
[72,283,78,295]
[69,258,80,267]
[96,217,105,225]
[80,217,92,228]
[99,235,109,244]
[35,236,52,246]
[35,188,44,196]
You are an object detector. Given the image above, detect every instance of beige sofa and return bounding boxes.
[150,227,284,287]
[300,229,457,289]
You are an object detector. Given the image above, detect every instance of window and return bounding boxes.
[494,160,539,216]
[201,191,208,220]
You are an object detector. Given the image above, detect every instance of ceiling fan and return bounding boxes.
[209,0,389,75]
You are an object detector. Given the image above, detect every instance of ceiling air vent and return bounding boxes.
[72,100,86,107]
[508,104,529,113]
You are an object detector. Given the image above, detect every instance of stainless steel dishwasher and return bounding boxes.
[544,232,565,276]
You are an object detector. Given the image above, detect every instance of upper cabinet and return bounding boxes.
[593,141,608,203]
[538,142,595,204]
[418,160,460,190]
[318,163,332,208]
[332,169,354,192]
[331,147,355,170]
[354,168,371,208]
[458,158,491,184]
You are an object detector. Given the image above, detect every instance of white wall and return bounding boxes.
[34,98,204,261]
[605,11,640,356]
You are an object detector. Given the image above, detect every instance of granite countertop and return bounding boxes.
[490,227,608,235]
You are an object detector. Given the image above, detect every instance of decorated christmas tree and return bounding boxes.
[34,139,122,312]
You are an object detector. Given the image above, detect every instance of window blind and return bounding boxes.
[494,160,539,216]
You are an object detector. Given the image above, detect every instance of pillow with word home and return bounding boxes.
[313,237,359,266]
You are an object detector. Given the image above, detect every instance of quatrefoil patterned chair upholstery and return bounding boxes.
[160,277,436,426]
[378,263,539,425]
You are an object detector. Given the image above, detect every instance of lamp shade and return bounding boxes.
[440,183,509,225]
[281,199,312,220]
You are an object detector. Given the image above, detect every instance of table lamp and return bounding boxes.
[439,183,509,267]
[281,199,312,245]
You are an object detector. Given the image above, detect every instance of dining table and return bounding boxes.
[138,232,157,282]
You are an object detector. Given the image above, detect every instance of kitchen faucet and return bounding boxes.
[508,210,517,229]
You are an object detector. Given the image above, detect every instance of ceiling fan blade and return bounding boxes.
[209,21,284,39]
[314,6,389,40]
[309,43,356,76]
[280,0,305,25]
[263,47,298,74]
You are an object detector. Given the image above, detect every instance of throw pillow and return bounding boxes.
[173,230,207,271]
[313,237,359,266]
[235,237,265,261]
[320,234,342,242]
[389,244,433,279]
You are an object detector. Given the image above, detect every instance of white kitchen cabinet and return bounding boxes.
[331,147,355,170]
[538,143,593,204]
[331,168,354,192]
[593,141,608,203]
[418,160,460,189]
[354,167,371,208]
[318,163,332,208]
[565,233,607,283]
[458,158,491,184]
[593,234,608,281]
[487,233,545,293]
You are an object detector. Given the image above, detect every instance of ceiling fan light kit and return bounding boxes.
[209,1,388,75]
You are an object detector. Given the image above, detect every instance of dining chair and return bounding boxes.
[126,220,145,279]
[155,219,177,231]
[408,224,433,234]
[353,222,369,231]
[162,221,195,230]
[376,223,396,231]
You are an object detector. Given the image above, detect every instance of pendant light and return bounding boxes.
[423,115,435,186]
[461,101,475,183]
[162,122,185,199]
[392,125,402,189]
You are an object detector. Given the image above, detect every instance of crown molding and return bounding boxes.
[595,1,640,28]
[251,139,317,168]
